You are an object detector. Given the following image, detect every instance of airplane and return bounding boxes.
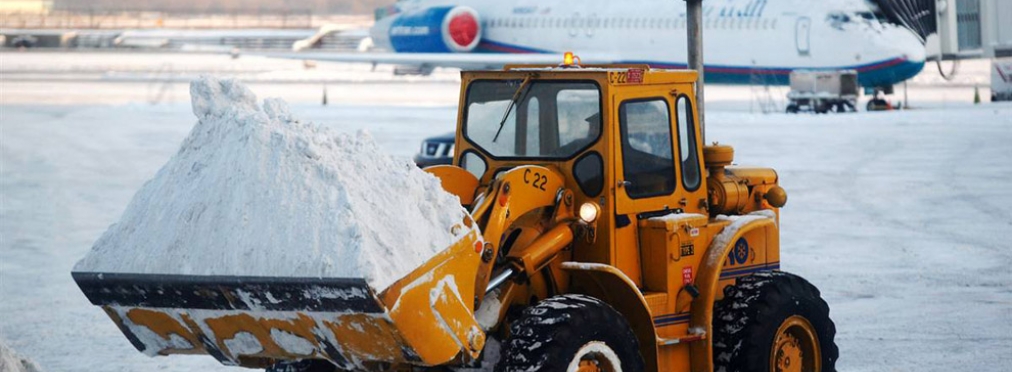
[278,0,926,92]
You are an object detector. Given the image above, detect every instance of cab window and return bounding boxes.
[619,98,675,199]
[676,95,701,191]
[463,80,601,159]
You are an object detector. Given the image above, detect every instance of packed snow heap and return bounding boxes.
[74,77,466,290]
[0,340,42,372]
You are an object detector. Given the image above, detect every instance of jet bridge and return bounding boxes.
[875,0,1011,101]
[874,0,1012,60]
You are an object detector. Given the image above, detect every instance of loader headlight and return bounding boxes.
[578,202,600,223]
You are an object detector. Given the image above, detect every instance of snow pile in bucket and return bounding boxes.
[74,77,466,290]
[0,340,42,372]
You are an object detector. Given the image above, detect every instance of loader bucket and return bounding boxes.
[72,229,487,369]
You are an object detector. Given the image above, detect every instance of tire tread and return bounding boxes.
[712,271,838,372]
[497,294,644,372]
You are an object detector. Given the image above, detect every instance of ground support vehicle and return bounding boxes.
[73,61,838,372]
[413,132,454,168]
[786,70,858,113]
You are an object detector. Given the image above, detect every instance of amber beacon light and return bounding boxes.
[562,51,580,67]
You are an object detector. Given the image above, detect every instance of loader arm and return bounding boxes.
[427,163,578,303]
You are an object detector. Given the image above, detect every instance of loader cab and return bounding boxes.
[457,78,603,183]
[454,65,708,287]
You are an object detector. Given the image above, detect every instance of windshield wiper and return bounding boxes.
[492,76,533,143]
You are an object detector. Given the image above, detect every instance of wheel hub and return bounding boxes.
[577,359,602,372]
[568,341,621,372]
[771,315,821,372]
[775,332,803,372]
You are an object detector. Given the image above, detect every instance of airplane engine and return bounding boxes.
[388,6,482,53]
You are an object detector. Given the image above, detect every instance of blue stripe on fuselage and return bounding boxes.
[475,39,553,54]
[473,39,925,87]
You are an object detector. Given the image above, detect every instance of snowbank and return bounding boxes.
[73,76,466,290]
[0,341,42,372]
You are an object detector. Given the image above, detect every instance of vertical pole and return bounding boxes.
[903,80,909,109]
[685,0,705,143]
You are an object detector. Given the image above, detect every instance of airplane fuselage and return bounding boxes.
[372,0,926,88]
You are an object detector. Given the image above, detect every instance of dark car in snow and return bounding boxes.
[413,132,454,168]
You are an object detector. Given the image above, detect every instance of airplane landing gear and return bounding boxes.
[866,87,897,111]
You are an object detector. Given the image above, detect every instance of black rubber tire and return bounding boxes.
[867,98,889,111]
[266,360,339,372]
[712,271,838,372]
[497,294,645,372]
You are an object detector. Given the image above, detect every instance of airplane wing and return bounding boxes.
[255,51,619,70]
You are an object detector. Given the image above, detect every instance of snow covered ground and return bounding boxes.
[2,52,1011,371]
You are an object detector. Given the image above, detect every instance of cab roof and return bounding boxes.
[463,64,699,86]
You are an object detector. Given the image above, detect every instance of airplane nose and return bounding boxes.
[861,24,927,87]
[891,27,927,83]
[900,29,926,63]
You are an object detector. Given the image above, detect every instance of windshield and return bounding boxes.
[827,10,887,30]
[464,80,601,159]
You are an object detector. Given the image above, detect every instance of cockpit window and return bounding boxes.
[857,11,884,22]
[828,10,886,30]
[464,80,601,159]
[828,12,851,24]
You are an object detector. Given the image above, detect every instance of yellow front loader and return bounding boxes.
[74,61,837,372]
